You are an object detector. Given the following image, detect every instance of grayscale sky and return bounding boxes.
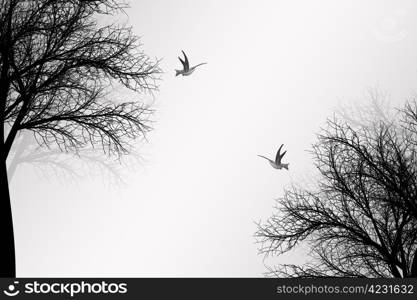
[9,0,417,276]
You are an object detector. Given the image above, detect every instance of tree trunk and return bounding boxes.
[410,250,417,278]
[0,158,15,277]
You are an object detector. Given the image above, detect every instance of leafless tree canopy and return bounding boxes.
[0,0,161,159]
[7,131,143,185]
[335,88,396,130]
[0,0,160,277]
[256,102,417,278]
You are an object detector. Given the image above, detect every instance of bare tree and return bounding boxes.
[7,131,145,186]
[335,87,396,129]
[335,90,417,221]
[400,99,417,219]
[0,0,160,277]
[256,116,417,277]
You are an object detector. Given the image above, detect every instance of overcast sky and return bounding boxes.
[10,0,417,277]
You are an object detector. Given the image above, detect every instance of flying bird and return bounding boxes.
[175,50,207,76]
[258,144,289,170]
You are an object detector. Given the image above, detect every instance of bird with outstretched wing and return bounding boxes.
[258,144,289,170]
[175,50,207,76]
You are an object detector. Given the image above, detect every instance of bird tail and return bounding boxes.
[283,164,289,170]
[175,70,181,76]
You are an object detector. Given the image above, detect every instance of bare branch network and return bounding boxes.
[256,100,417,278]
[0,0,161,159]
[7,131,145,186]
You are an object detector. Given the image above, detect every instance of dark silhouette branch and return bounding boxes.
[1,0,161,158]
[256,113,417,278]
[0,0,161,277]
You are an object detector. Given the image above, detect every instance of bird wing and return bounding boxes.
[182,50,190,71]
[279,150,287,163]
[275,144,284,164]
[178,56,186,69]
[191,62,207,69]
[258,155,273,163]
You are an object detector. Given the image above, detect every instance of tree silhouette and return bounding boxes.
[399,100,417,219]
[0,0,160,277]
[256,110,417,277]
[335,87,396,130]
[7,131,145,185]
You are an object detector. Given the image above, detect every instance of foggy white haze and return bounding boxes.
[9,0,417,276]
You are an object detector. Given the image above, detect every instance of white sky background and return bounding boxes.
[9,0,417,276]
